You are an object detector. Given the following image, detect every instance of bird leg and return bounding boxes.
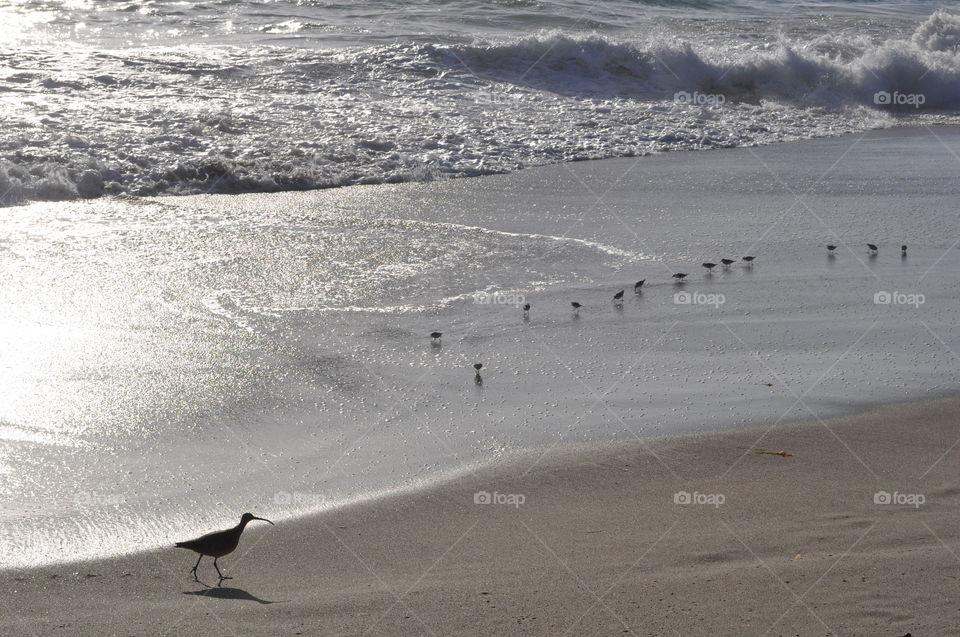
[213,557,232,584]
[189,554,202,581]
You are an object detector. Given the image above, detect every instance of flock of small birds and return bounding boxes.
[432,243,905,378]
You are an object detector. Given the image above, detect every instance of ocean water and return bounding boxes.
[1,1,959,203]
[2,126,960,567]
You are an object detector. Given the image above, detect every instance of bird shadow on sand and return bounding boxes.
[183,585,284,604]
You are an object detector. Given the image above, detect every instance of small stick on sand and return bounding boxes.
[738,447,793,457]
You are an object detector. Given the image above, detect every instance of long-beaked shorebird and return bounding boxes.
[176,513,274,583]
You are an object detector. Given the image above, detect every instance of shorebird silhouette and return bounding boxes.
[672,273,688,282]
[176,513,274,583]
[613,290,624,305]
[571,301,582,314]
[430,331,442,344]
[742,256,755,264]
[867,243,878,254]
[702,262,717,272]
[720,258,735,267]
[473,362,483,386]
[901,244,907,256]
[522,303,530,318]
[634,279,645,292]
[826,244,837,252]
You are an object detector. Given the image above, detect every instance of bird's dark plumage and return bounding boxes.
[176,513,274,582]
[473,363,483,371]
[702,262,716,270]
[571,302,582,309]
[613,290,624,301]
[672,273,687,280]
[634,279,645,290]
[430,331,442,340]
[742,256,755,262]
[826,245,837,251]
[721,258,734,266]
[867,243,878,252]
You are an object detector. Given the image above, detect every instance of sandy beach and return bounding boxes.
[4,393,958,636]
[5,1,960,634]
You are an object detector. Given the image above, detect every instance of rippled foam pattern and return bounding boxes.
[0,1,957,204]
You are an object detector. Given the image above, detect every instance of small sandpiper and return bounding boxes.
[702,262,717,272]
[613,290,624,305]
[672,273,688,282]
[571,301,582,314]
[720,258,735,268]
[867,243,878,254]
[634,279,645,292]
[901,244,907,256]
[742,256,755,264]
[826,244,837,253]
[522,303,530,317]
[430,331,442,344]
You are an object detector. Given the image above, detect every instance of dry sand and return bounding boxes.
[4,395,959,636]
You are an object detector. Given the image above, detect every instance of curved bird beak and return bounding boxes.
[253,516,275,525]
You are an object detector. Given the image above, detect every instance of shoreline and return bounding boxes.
[0,122,941,211]
[6,392,959,635]
[4,123,960,577]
